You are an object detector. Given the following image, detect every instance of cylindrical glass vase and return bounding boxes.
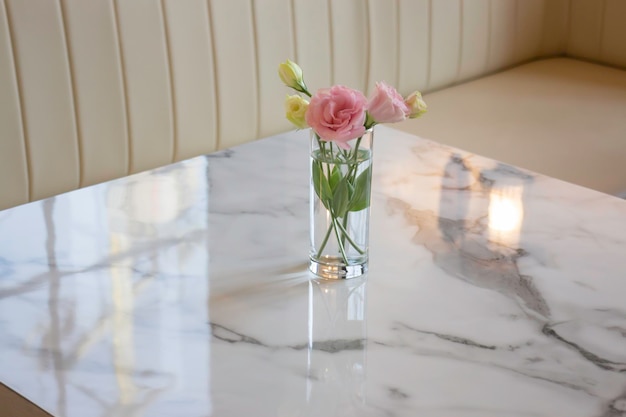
[309,128,373,279]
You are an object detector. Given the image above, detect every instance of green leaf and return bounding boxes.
[312,161,332,209]
[331,176,351,218]
[349,166,372,212]
[329,165,341,191]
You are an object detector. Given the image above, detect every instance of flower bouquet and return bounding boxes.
[278,60,426,279]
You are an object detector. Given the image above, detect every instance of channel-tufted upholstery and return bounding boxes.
[567,0,626,68]
[1,0,625,209]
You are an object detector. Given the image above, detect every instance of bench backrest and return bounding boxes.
[1,0,623,209]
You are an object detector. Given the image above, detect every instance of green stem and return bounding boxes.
[342,135,362,180]
[340,148,350,162]
[317,221,334,255]
[353,137,363,163]
[318,139,332,179]
[341,212,349,251]
[331,215,349,264]
[334,217,365,255]
[300,85,313,97]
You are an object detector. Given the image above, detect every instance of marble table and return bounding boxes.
[1,126,626,417]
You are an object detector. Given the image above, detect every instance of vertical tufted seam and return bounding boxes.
[533,0,548,58]
[2,0,30,201]
[159,0,177,163]
[565,0,572,54]
[206,0,220,150]
[505,0,521,60]
[484,0,491,73]
[565,0,572,53]
[394,0,400,90]
[599,0,607,61]
[514,0,519,63]
[539,0,549,55]
[111,0,132,175]
[426,0,432,89]
[327,0,334,85]
[391,0,397,88]
[289,0,297,62]
[455,0,464,84]
[513,0,518,65]
[513,0,518,61]
[537,0,546,57]
[363,0,371,95]
[249,0,260,140]
[538,0,548,56]
[58,0,82,187]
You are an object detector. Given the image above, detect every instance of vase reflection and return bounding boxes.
[306,277,367,415]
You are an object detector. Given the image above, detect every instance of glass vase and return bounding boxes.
[309,128,373,279]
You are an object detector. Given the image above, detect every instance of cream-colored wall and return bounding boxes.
[0,0,623,210]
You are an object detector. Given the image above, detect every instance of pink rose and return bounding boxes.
[305,85,367,149]
[367,81,409,123]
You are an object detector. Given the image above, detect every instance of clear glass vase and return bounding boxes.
[309,128,373,279]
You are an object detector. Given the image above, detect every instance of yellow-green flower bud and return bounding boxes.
[405,91,428,119]
[284,94,309,129]
[278,60,307,93]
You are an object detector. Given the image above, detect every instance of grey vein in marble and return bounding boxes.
[387,199,550,319]
[210,322,365,354]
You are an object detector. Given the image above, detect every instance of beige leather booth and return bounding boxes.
[1,0,626,211]
[396,0,626,197]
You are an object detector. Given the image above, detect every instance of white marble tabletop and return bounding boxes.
[1,126,626,417]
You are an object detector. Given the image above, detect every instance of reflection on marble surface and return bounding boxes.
[1,126,626,416]
[305,277,367,416]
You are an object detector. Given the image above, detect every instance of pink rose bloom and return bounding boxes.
[367,81,409,123]
[305,85,367,149]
